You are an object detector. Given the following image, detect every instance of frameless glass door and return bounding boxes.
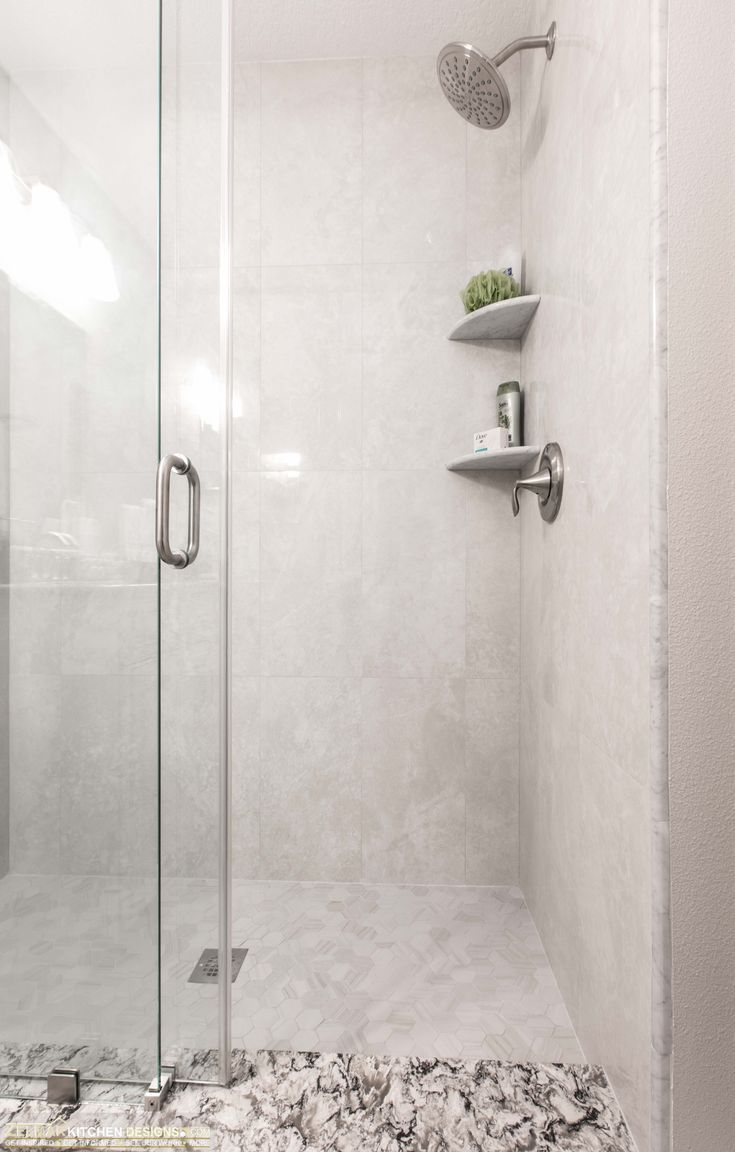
[158,0,230,1085]
[0,0,163,1096]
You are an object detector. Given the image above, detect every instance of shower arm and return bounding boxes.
[492,23,556,68]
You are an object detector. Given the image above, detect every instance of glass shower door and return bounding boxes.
[0,0,164,1096]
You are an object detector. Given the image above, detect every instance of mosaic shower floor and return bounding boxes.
[0,875,582,1084]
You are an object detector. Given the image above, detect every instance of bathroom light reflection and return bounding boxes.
[0,140,119,322]
[261,452,303,470]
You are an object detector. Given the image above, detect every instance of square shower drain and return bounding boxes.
[188,948,248,984]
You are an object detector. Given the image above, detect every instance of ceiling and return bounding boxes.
[235,0,533,63]
[0,0,533,72]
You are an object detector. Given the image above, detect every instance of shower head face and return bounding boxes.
[437,42,510,130]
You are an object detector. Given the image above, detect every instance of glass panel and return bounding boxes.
[159,0,226,1082]
[0,1,162,1096]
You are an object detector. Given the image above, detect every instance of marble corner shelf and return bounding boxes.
[447,446,540,472]
[448,294,541,341]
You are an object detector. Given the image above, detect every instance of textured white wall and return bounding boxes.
[668,0,735,1144]
[519,1,651,1146]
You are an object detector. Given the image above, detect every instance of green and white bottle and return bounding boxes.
[497,380,522,448]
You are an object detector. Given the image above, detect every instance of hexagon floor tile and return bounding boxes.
[0,875,583,1081]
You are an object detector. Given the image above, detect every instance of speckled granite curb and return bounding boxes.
[0,1050,635,1150]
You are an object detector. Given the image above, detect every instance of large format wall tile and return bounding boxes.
[261,571,362,678]
[362,262,518,469]
[520,0,651,1143]
[362,677,466,884]
[465,678,519,884]
[362,472,466,679]
[261,61,362,266]
[162,674,221,879]
[58,675,157,877]
[169,63,222,270]
[166,61,259,271]
[520,690,650,1144]
[9,291,65,475]
[9,588,61,676]
[260,472,362,677]
[260,471,361,574]
[162,266,260,477]
[232,471,260,678]
[260,678,361,881]
[231,676,260,881]
[466,61,522,268]
[362,58,466,263]
[60,585,156,677]
[260,266,361,472]
[9,674,62,875]
[233,64,261,269]
[161,574,221,679]
[465,475,520,678]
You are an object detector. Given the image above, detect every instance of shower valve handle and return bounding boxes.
[511,442,564,523]
[512,468,551,516]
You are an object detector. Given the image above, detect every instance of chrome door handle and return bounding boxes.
[155,453,200,568]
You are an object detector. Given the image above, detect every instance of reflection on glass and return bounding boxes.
[0,140,119,325]
[0,9,160,1093]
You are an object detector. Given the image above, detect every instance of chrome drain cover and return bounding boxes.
[188,948,248,984]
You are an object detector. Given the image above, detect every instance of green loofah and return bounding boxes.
[460,268,520,314]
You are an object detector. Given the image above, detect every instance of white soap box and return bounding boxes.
[474,427,509,454]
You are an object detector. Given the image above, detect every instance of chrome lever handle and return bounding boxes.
[511,442,564,522]
[512,468,551,516]
[155,453,201,568]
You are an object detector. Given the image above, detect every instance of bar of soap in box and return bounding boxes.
[474,427,509,454]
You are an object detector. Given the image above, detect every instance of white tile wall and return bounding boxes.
[260,265,362,471]
[261,61,362,267]
[362,57,466,264]
[259,677,362,880]
[223,56,523,886]
[519,2,651,1145]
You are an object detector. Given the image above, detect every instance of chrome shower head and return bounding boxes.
[437,43,511,129]
[437,22,556,130]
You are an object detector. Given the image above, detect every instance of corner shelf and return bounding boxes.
[448,294,540,342]
[447,447,540,472]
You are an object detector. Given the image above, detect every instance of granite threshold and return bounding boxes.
[0,1047,636,1151]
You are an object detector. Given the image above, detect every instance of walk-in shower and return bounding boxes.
[0,2,664,1149]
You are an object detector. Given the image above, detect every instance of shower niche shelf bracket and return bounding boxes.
[447,447,540,472]
[447,294,540,341]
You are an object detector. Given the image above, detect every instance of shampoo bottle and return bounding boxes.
[497,381,522,447]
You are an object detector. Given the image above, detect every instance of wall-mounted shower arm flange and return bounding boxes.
[492,22,556,68]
